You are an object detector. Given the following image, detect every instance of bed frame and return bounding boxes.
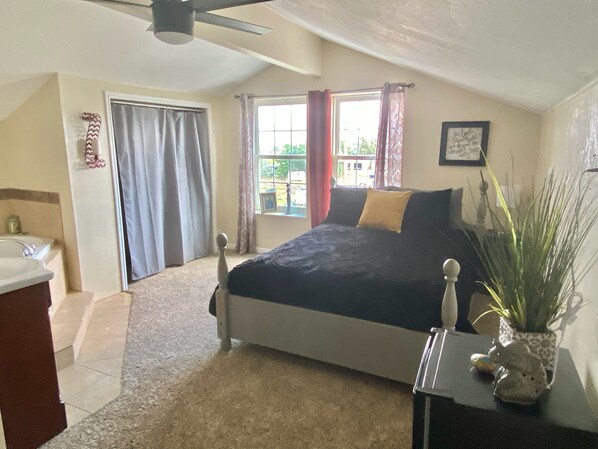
[214,181,488,385]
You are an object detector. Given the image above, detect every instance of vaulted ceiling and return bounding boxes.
[270,0,598,112]
[1,0,598,120]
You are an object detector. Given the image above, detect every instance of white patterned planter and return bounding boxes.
[498,317,557,371]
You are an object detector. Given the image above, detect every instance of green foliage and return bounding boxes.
[473,169,598,332]
[339,138,376,156]
[260,144,306,181]
[260,139,375,182]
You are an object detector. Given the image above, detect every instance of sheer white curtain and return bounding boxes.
[112,103,212,281]
[236,94,257,254]
[374,83,406,187]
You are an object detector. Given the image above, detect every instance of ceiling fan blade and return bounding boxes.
[195,12,272,35]
[84,0,151,8]
[191,0,271,13]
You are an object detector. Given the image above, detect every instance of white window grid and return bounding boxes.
[332,91,381,188]
[254,96,308,215]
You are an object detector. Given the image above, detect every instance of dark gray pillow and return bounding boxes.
[324,187,367,226]
[449,188,464,228]
[324,185,462,229]
[385,186,463,229]
[401,189,452,230]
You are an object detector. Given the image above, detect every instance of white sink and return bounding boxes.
[0,257,54,295]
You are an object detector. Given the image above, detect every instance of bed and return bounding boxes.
[211,180,488,385]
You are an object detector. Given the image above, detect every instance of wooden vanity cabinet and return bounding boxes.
[0,281,67,449]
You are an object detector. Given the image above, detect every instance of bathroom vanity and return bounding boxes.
[0,258,67,449]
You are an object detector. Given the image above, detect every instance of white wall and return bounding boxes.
[0,75,81,289]
[537,81,598,415]
[57,74,221,298]
[217,41,542,249]
[0,72,221,298]
[0,121,8,187]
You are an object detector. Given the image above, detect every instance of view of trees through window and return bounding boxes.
[256,102,307,215]
[255,93,381,215]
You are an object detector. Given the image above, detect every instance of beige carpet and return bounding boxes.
[44,254,416,449]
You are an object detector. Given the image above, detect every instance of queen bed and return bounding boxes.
[210,180,488,384]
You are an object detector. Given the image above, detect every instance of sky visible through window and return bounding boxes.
[335,98,380,187]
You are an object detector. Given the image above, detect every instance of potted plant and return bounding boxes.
[473,170,598,373]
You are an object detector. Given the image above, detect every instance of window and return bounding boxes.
[255,98,307,216]
[333,93,381,188]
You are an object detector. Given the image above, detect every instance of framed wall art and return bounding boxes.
[439,121,490,166]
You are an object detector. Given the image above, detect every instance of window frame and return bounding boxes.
[332,91,381,188]
[253,95,308,217]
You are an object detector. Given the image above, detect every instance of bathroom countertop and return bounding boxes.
[0,257,54,295]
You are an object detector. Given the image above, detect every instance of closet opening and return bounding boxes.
[105,94,215,290]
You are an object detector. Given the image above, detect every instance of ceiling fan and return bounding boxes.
[87,0,273,45]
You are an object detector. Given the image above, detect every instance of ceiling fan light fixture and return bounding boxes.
[154,31,193,45]
[88,0,272,42]
[151,1,195,45]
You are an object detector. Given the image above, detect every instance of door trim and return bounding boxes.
[103,91,217,291]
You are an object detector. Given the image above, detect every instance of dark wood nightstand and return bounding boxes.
[412,329,598,449]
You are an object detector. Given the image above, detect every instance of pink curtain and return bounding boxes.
[374,83,406,187]
[307,90,333,228]
[235,94,256,254]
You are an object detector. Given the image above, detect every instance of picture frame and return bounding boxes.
[260,192,278,213]
[439,121,490,166]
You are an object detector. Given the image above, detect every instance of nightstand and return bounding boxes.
[412,329,598,449]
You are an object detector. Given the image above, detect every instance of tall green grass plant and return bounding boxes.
[474,170,598,332]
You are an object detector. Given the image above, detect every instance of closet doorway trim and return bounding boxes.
[104,91,217,292]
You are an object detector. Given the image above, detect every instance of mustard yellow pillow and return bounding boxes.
[357,189,412,233]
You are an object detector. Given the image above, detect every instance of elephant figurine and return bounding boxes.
[489,340,548,405]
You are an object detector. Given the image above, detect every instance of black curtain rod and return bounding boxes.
[233,83,415,100]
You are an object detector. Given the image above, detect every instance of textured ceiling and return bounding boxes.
[2,0,597,120]
[270,0,598,111]
[0,0,268,120]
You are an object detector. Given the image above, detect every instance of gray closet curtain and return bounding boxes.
[112,103,212,281]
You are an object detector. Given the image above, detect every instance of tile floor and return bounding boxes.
[58,292,132,427]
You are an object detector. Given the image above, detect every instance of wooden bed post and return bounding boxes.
[441,259,460,330]
[216,233,231,351]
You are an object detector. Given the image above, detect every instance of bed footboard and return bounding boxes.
[216,233,231,351]
[213,236,463,382]
[215,231,462,346]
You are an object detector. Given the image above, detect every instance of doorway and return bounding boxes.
[106,94,214,288]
